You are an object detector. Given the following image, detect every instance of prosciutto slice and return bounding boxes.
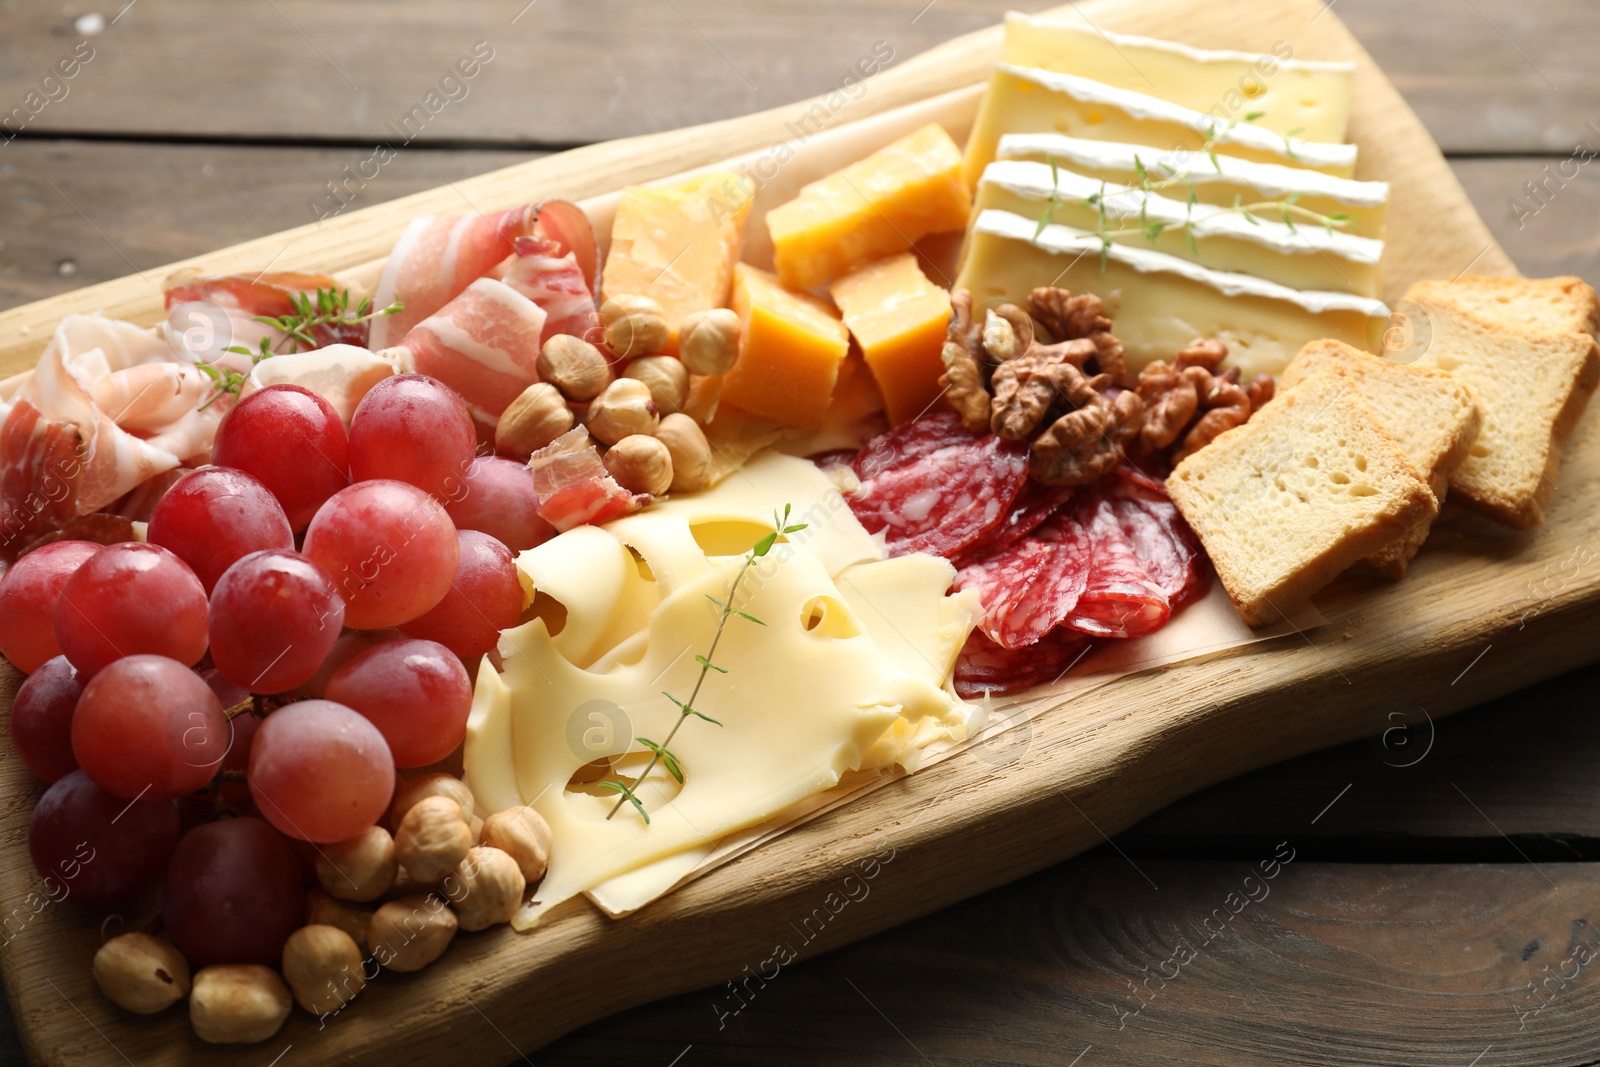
[502,236,602,345]
[399,278,548,432]
[164,270,356,371]
[2,315,218,556]
[527,428,647,531]
[368,200,601,351]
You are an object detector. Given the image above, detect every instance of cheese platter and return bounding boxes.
[3,0,1599,1063]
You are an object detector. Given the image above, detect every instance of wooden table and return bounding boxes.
[2,1,1597,1063]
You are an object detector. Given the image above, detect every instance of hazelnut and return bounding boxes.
[495,382,573,460]
[655,414,713,493]
[601,294,670,359]
[305,889,373,954]
[678,308,741,376]
[585,378,659,446]
[394,796,474,883]
[189,965,292,1044]
[469,813,484,844]
[92,933,190,1014]
[315,825,396,903]
[623,356,689,415]
[603,435,673,496]
[390,773,476,830]
[537,335,612,402]
[442,847,526,932]
[282,925,365,1017]
[480,807,553,885]
[368,895,458,973]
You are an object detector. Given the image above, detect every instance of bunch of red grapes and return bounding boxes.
[1,374,551,968]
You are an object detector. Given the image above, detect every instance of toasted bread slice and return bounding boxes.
[1282,339,1481,576]
[1405,286,1600,528]
[1166,369,1437,627]
[1408,276,1600,337]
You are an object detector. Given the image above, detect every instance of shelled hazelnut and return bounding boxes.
[604,435,673,496]
[623,355,689,415]
[282,925,365,1016]
[189,965,292,1044]
[315,825,396,903]
[601,294,670,359]
[444,847,526,931]
[537,335,612,402]
[678,308,740,376]
[480,807,553,885]
[368,896,458,973]
[93,933,190,1014]
[394,796,473,883]
[585,378,659,446]
[390,774,476,831]
[306,889,374,955]
[655,413,712,493]
[495,382,574,460]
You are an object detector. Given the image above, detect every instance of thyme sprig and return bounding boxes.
[600,505,808,824]
[1030,112,1355,272]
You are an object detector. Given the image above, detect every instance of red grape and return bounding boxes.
[325,638,473,767]
[147,467,294,593]
[297,629,402,699]
[10,655,84,782]
[348,374,476,500]
[248,700,395,842]
[71,655,228,799]
[54,543,208,678]
[399,530,524,659]
[445,456,555,552]
[201,666,250,709]
[163,817,304,967]
[29,770,180,907]
[218,709,261,807]
[208,549,345,693]
[301,480,459,629]
[0,540,102,672]
[212,384,350,531]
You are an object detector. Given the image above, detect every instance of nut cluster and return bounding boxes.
[494,292,729,495]
[939,286,1270,482]
[89,773,556,1046]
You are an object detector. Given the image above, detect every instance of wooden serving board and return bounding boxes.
[4,0,1596,1063]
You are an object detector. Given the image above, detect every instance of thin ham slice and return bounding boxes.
[164,270,359,371]
[526,428,647,531]
[502,236,602,346]
[400,278,548,432]
[368,200,601,352]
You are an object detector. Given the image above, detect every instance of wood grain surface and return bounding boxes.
[1,0,1597,1065]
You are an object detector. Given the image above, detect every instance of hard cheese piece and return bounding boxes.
[1000,14,1355,143]
[997,134,1389,237]
[601,171,753,353]
[954,209,1388,380]
[721,264,850,429]
[828,254,953,425]
[463,465,975,926]
[962,65,1358,189]
[976,160,1383,297]
[767,124,971,292]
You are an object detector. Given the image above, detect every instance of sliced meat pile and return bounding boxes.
[841,416,1208,698]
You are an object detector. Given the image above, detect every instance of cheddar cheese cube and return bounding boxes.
[828,254,951,426]
[721,264,850,429]
[601,171,753,353]
[766,124,972,292]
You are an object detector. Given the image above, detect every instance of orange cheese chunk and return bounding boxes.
[766,124,972,292]
[828,254,952,426]
[601,171,753,353]
[721,265,850,429]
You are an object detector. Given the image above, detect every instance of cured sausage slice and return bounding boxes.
[953,627,1094,698]
[955,511,1091,650]
[1063,494,1171,638]
[848,432,1028,560]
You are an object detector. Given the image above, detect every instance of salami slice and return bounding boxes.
[848,432,1029,560]
[1064,493,1171,638]
[1111,495,1209,610]
[953,480,1076,567]
[851,410,974,481]
[1108,461,1171,501]
[954,627,1094,698]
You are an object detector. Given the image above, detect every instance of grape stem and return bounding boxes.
[222,698,254,721]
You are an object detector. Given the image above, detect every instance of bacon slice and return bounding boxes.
[400,278,548,432]
[526,428,647,531]
[368,200,601,352]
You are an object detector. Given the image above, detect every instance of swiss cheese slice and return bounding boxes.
[463,453,977,926]
[1000,14,1355,143]
[963,65,1359,188]
[997,133,1389,238]
[954,209,1388,380]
